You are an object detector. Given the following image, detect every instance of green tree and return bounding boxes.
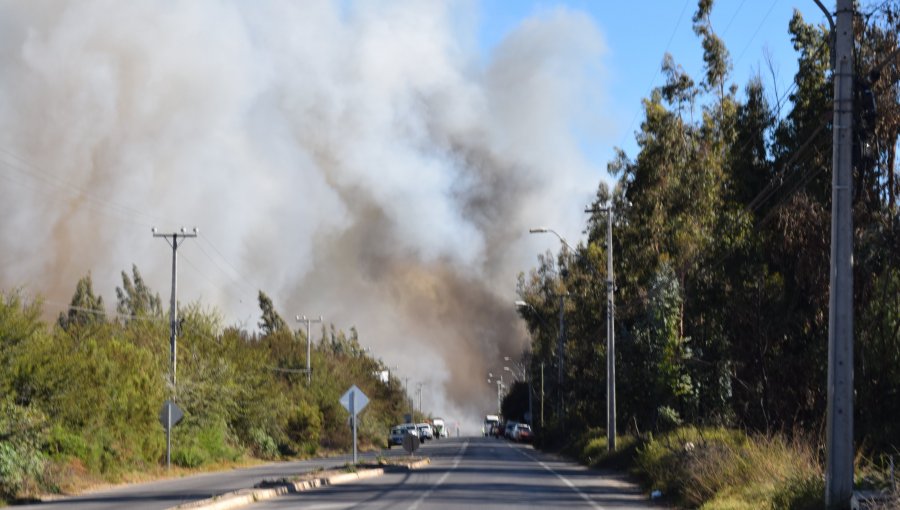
[257,291,287,335]
[116,265,163,319]
[58,273,106,331]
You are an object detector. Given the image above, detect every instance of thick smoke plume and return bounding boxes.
[0,0,608,427]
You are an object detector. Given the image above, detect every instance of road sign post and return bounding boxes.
[402,432,420,455]
[340,385,369,465]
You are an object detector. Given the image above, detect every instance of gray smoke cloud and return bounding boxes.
[0,0,608,428]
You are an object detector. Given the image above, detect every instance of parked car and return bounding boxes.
[504,421,518,439]
[387,425,405,448]
[387,423,418,449]
[512,423,533,442]
[417,423,434,441]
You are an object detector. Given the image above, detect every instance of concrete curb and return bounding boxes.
[404,458,431,469]
[167,459,430,510]
[167,468,383,510]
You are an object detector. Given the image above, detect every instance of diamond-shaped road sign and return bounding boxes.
[158,401,184,430]
[340,385,369,416]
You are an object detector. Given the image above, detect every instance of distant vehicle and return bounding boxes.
[417,423,434,441]
[484,414,500,436]
[492,421,506,438]
[512,423,533,442]
[432,418,448,438]
[388,423,418,448]
[504,421,518,439]
[387,425,406,448]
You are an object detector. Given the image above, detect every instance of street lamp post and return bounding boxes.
[505,355,533,426]
[416,382,424,415]
[515,300,552,429]
[403,377,412,422]
[487,372,504,415]
[529,228,574,430]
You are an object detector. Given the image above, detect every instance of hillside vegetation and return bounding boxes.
[0,274,411,503]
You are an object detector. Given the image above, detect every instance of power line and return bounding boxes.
[0,146,176,227]
[732,0,779,68]
[616,0,692,150]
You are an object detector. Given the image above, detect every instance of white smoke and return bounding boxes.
[0,0,609,428]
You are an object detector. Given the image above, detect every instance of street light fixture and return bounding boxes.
[529,227,578,252]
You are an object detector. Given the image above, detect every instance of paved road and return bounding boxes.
[13,446,410,510]
[254,437,663,510]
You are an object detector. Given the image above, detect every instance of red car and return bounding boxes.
[513,423,533,442]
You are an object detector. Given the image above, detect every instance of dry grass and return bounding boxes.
[633,427,822,509]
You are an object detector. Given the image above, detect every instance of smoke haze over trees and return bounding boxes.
[0,1,610,421]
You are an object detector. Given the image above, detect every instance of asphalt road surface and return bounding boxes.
[253,436,663,510]
[13,446,410,510]
[14,437,663,510]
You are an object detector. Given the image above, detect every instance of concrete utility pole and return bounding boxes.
[296,315,323,385]
[496,375,504,415]
[826,0,855,506]
[540,362,545,428]
[557,294,567,426]
[404,377,412,421]
[416,382,423,414]
[152,226,198,470]
[587,205,617,452]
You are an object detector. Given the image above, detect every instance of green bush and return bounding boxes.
[196,419,241,463]
[629,427,822,509]
[770,474,825,510]
[286,401,323,454]
[46,424,88,460]
[249,427,278,460]
[173,418,241,467]
[172,445,208,468]
[0,399,47,502]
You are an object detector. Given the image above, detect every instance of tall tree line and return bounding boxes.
[515,0,900,452]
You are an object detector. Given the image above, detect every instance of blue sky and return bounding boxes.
[475,0,822,181]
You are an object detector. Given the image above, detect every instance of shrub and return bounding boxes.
[0,399,47,502]
[46,424,88,460]
[770,473,825,510]
[173,418,242,467]
[172,445,208,469]
[631,427,822,509]
[249,427,279,460]
[285,401,323,454]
